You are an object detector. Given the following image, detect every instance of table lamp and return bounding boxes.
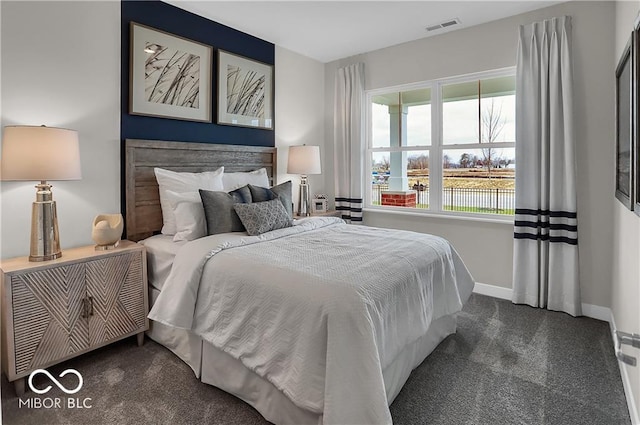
[287,145,321,216]
[1,125,82,261]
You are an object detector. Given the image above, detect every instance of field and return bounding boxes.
[373,167,516,215]
[407,168,515,189]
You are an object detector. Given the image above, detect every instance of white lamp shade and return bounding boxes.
[287,145,321,175]
[1,126,82,181]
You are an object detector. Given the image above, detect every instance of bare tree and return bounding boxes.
[407,154,429,170]
[443,154,451,169]
[381,156,390,170]
[459,152,472,168]
[480,98,506,178]
[499,157,512,168]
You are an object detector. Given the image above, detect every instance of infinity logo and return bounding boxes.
[28,369,83,395]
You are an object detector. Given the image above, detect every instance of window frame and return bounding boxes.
[364,67,516,221]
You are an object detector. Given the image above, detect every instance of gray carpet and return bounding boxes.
[1,294,631,425]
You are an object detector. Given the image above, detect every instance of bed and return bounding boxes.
[124,139,475,425]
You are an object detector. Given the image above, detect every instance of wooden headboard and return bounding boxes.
[124,139,277,241]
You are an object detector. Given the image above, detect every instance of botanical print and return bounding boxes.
[216,49,272,128]
[616,46,632,198]
[145,42,200,109]
[618,71,631,196]
[226,65,265,118]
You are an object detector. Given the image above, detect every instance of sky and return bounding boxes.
[371,93,516,168]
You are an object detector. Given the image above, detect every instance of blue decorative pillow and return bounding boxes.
[199,185,252,235]
[248,181,293,218]
[233,199,293,236]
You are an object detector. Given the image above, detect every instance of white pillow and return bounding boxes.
[154,167,224,235]
[165,191,206,242]
[222,168,269,191]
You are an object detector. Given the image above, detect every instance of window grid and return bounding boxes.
[365,67,516,218]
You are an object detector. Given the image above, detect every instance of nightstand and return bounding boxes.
[1,240,148,396]
[312,210,341,218]
[296,210,341,218]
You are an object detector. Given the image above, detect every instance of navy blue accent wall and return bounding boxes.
[120,0,275,147]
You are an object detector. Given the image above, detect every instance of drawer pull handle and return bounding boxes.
[80,297,94,318]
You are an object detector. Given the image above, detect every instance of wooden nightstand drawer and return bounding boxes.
[1,241,148,395]
[85,251,146,345]
[11,262,89,375]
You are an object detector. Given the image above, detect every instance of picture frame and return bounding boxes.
[217,49,274,130]
[615,34,634,210]
[129,22,213,123]
[634,15,640,215]
[312,198,328,214]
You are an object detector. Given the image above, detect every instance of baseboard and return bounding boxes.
[609,313,640,425]
[472,282,512,300]
[581,303,611,322]
[472,282,611,322]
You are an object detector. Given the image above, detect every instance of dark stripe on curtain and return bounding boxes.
[336,206,363,213]
[514,221,578,231]
[513,232,578,245]
[335,197,363,203]
[335,197,363,223]
[515,209,577,218]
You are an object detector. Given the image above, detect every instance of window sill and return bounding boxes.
[363,206,514,225]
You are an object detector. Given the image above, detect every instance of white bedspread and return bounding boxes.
[149,217,474,424]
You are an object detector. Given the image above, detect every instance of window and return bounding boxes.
[366,69,515,217]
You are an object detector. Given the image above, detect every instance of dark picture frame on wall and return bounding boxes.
[615,34,634,210]
[129,22,213,123]
[634,15,640,215]
[216,49,274,130]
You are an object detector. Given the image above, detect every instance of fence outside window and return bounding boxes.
[371,184,515,215]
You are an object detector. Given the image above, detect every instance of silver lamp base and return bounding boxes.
[29,181,62,262]
[298,175,311,217]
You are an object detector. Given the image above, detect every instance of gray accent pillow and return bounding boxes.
[199,186,252,235]
[233,199,293,236]
[248,181,293,218]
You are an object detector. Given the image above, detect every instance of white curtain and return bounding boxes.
[512,16,581,316]
[334,63,365,223]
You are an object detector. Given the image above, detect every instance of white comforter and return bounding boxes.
[149,217,474,424]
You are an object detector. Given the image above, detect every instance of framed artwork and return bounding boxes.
[615,35,634,210]
[129,22,213,122]
[634,15,640,215]
[217,50,274,130]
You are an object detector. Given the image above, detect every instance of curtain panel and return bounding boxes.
[512,16,581,316]
[334,63,365,223]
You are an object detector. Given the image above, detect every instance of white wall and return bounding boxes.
[613,1,640,421]
[0,1,121,259]
[275,46,326,210]
[324,1,615,307]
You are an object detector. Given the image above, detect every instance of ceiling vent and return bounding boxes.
[426,18,461,32]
